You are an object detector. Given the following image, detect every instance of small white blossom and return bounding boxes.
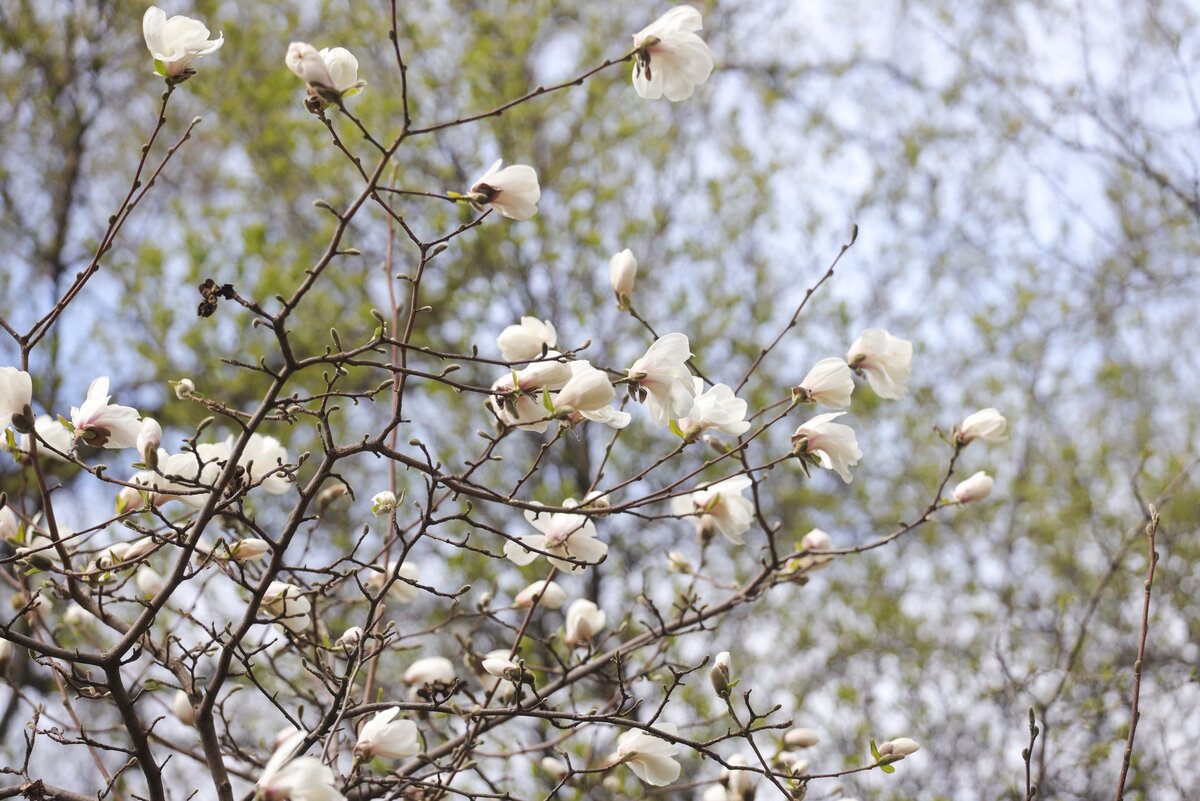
[262,581,312,633]
[370,491,398,517]
[677,379,750,438]
[404,656,456,687]
[469,160,541,220]
[628,333,697,427]
[173,378,195,399]
[791,412,862,484]
[564,599,607,647]
[142,6,223,79]
[710,651,731,697]
[497,317,558,362]
[364,561,419,602]
[135,565,164,596]
[137,418,162,467]
[632,6,714,102]
[70,377,142,450]
[846,329,912,399]
[614,724,681,786]
[610,249,638,308]
[18,415,73,461]
[513,580,566,610]
[227,538,270,562]
[335,626,363,651]
[957,408,1007,445]
[783,728,820,748]
[0,367,32,433]
[952,471,993,504]
[172,689,196,725]
[793,529,835,572]
[671,475,754,544]
[554,361,615,416]
[504,506,608,574]
[796,358,854,409]
[878,737,920,758]
[256,729,345,801]
[355,708,420,761]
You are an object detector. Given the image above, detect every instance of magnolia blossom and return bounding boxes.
[469,160,541,220]
[614,723,681,786]
[404,656,456,686]
[18,415,73,460]
[846,329,912,399]
[142,6,223,79]
[70,377,141,449]
[256,730,345,801]
[791,412,862,484]
[628,333,697,426]
[671,475,754,544]
[710,651,731,696]
[952,471,993,504]
[235,434,293,494]
[564,599,607,647]
[957,408,1007,444]
[0,367,32,432]
[285,43,365,99]
[541,757,569,781]
[172,689,196,725]
[554,361,616,416]
[878,737,920,758]
[513,579,566,610]
[174,378,196,399]
[481,653,521,681]
[224,538,270,562]
[335,626,363,651]
[796,358,854,409]
[512,353,573,392]
[370,491,398,516]
[497,317,557,361]
[723,754,758,801]
[632,6,714,102]
[135,565,164,596]
[64,603,96,627]
[262,581,311,632]
[364,561,419,602]
[489,374,551,433]
[793,529,834,571]
[354,708,420,760]
[1,507,18,542]
[0,638,11,673]
[784,728,820,748]
[135,419,162,469]
[504,506,608,574]
[677,379,750,438]
[610,249,637,307]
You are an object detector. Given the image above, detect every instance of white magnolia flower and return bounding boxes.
[370,490,398,517]
[703,785,729,801]
[256,730,345,801]
[0,506,17,541]
[70,377,142,449]
[481,653,521,680]
[554,361,615,415]
[364,561,419,602]
[489,374,551,433]
[614,723,681,786]
[226,538,270,562]
[172,690,196,724]
[512,352,573,392]
[262,581,312,632]
[677,379,750,438]
[513,579,566,610]
[18,415,73,461]
[354,708,420,760]
[63,603,96,627]
[235,434,292,494]
[878,737,920,758]
[846,329,912,400]
[334,626,363,651]
[724,754,758,801]
[710,651,731,696]
[142,6,223,79]
[670,475,754,544]
[628,333,697,426]
[666,550,692,573]
[135,565,164,596]
[793,529,834,571]
[137,418,162,466]
[957,408,1007,444]
[0,638,11,673]
[610,249,638,307]
[0,367,32,432]
[791,412,862,484]
[498,317,558,362]
[952,471,993,504]
[796,358,854,409]
[174,378,196,399]
[285,43,364,98]
[783,728,820,748]
[632,6,714,102]
[404,656,456,686]
[469,160,541,220]
[541,757,569,781]
[564,599,607,647]
[504,506,608,574]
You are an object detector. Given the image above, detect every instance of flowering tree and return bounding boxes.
[0,2,1193,801]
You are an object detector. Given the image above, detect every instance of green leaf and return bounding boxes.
[870,739,880,760]
[880,764,895,774]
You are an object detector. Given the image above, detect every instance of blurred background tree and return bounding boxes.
[1,1,1197,799]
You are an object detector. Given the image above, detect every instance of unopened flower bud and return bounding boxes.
[227,538,270,562]
[710,650,732,698]
[783,728,820,748]
[667,551,693,574]
[136,565,164,596]
[513,580,565,610]
[370,490,397,517]
[956,408,1007,445]
[317,482,349,510]
[172,689,196,725]
[609,248,638,310]
[137,418,162,467]
[173,378,195,399]
[952,471,993,504]
[541,756,569,781]
[0,638,13,673]
[877,737,919,759]
[335,626,363,651]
